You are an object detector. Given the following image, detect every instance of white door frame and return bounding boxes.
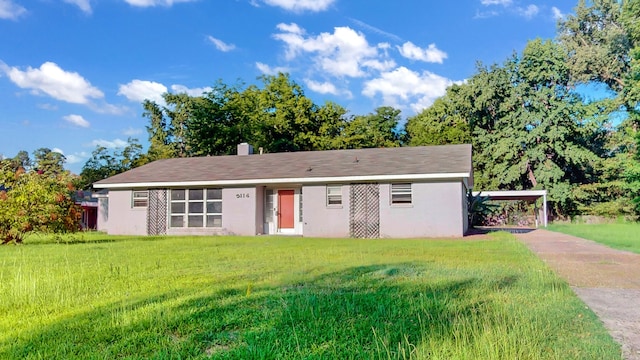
[264,187,302,235]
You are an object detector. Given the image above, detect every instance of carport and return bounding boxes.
[473,190,548,227]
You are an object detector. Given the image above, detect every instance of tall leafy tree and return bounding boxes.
[143,99,176,161]
[408,40,605,215]
[32,148,65,176]
[558,0,631,93]
[339,106,403,148]
[557,0,640,216]
[406,85,472,146]
[79,138,144,189]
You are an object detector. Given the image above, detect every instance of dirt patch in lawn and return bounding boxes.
[516,229,640,360]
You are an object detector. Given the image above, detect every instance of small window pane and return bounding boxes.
[207,215,222,227]
[207,188,222,200]
[133,199,148,207]
[171,202,185,214]
[188,215,203,227]
[189,202,204,214]
[207,201,222,213]
[171,189,185,201]
[189,189,203,201]
[391,183,412,204]
[392,194,412,204]
[132,191,148,208]
[327,185,342,206]
[170,216,184,227]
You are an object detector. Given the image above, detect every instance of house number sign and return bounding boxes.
[236,193,250,199]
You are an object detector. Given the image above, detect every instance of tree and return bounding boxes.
[408,39,606,215]
[143,99,176,161]
[184,73,349,155]
[406,85,472,146]
[32,148,65,176]
[339,106,403,149]
[557,0,640,217]
[558,0,631,93]
[0,163,81,244]
[78,138,145,189]
[186,81,254,156]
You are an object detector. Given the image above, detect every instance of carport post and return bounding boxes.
[543,193,548,227]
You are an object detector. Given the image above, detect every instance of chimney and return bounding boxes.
[237,143,254,156]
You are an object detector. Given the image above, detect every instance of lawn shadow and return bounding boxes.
[470,227,536,235]
[2,263,513,359]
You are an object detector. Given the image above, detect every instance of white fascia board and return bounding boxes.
[472,190,547,197]
[93,172,471,189]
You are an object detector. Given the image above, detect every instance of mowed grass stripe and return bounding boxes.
[549,222,640,254]
[0,232,620,359]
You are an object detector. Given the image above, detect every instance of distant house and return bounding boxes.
[74,190,98,230]
[93,143,473,238]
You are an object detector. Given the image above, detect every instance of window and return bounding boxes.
[391,183,412,204]
[326,185,342,206]
[170,188,222,228]
[132,191,148,208]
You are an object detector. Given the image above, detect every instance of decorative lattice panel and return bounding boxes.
[349,183,380,238]
[147,189,167,235]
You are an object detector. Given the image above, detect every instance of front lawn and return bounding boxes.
[0,233,620,359]
[548,222,640,254]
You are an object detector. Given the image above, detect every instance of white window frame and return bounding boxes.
[390,183,412,205]
[132,190,149,208]
[169,188,222,228]
[326,185,342,206]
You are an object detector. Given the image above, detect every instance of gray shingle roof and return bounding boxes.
[94,144,472,187]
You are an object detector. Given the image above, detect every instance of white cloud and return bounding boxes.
[349,18,402,42]
[90,138,129,148]
[123,127,143,136]
[63,114,90,128]
[480,0,511,5]
[37,103,58,111]
[0,0,26,20]
[90,102,130,115]
[277,22,304,34]
[551,6,564,20]
[123,0,197,7]
[261,0,334,12]
[0,61,103,104]
[64,0,92,14]
[65,153,87,165]
[517,4,539,19]
[207,36,236,52]
[118,79,167,104]
[52,148,65,155]
[474,9,499,19]
[397,42,447,63]
[273,23,394,78]
[304,79,352,98]
[256,62,290,75]
[478,0,538,19]
[170,84,212,96]
[362,66,456,113]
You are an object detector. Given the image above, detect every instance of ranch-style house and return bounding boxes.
[93,143,473,238]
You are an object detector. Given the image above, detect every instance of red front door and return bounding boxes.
[278,190,295,229]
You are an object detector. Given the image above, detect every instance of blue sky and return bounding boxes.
[1,0,576,173]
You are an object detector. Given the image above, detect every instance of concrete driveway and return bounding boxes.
[516,229,640,360]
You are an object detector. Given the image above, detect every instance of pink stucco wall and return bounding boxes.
[378,181,465,238]
[302,184,350,237]
[107,190,147,235]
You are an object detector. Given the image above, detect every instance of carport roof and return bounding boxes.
[473,190,547,202]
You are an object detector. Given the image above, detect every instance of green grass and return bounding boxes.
[0,232,620,359]
[549,222,640,254]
